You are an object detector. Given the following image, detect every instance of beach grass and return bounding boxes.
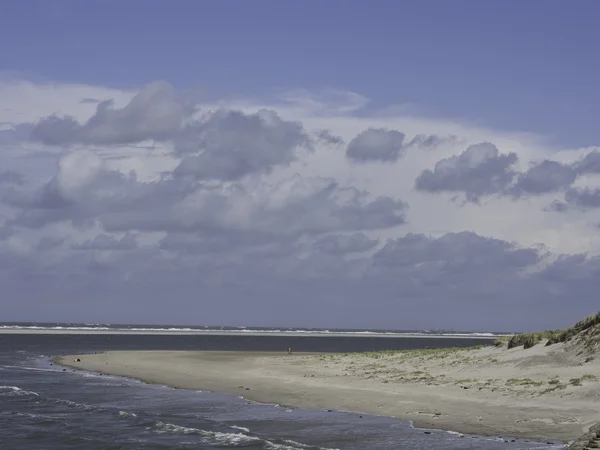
[494,311,600,350]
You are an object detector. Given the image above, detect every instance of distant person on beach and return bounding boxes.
[287,347,292,355]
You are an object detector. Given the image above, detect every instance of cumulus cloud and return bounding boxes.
[6,151,143,229]
[161,175,407,237]
[31,81,193,146]
[415,143,517,202]
[510,160,577,197]
[562,188,600,209]
[372,232,539,273]
[173,109,311,180]
[2,78,600,330]
[7,150,407,239]
[573,150,600,175]
[346,128,406,163]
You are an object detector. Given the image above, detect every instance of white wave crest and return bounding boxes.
[0,323,503,338]
[265,440,340,450]
[0,385,39,396]
[3,365,61,373]
[0,385,21,391]
[53,398,95,410]
[154,421,262,445]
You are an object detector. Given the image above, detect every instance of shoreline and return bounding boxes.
[55,348,600,445]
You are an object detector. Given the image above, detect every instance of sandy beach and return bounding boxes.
[57,344,600,444]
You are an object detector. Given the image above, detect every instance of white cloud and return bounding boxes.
[0,78,599,329]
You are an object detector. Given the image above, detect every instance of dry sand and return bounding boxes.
[56,343,600,444]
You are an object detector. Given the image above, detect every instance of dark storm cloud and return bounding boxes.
[415,143,517,202]
[346,128,406,163]
[510,160,577,197]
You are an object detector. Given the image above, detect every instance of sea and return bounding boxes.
[0,323,567,450]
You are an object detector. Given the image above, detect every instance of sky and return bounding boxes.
[0,1,599,331]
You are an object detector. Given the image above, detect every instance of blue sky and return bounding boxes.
[2,0,599,147]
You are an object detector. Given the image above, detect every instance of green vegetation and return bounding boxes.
[506,378,544,387]
[494,311,600,350]
[357,346,484,360]
[546,312,600,345]
[569,374,599,386]
[570,377,582,386]
[539,383,567,395]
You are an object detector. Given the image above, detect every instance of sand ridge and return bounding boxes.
[56,344,600,444]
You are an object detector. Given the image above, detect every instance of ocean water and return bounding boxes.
[0,327,566,450]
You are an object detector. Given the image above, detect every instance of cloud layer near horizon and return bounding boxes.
[1,79,599,331]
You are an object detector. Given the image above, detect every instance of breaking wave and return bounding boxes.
[0,385,39,397]
[152,421,339,449]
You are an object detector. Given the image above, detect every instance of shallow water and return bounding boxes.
[0,331,566,449]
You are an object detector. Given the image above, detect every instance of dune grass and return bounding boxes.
[494,311,600,350]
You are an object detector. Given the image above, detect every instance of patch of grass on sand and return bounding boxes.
[496,331,558,349]
[569,374,599,386]
[393,370,436,383]
[506,378,544,387]
[358,346,483,360]
[539,383,567,395]
[455,378,476,384]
